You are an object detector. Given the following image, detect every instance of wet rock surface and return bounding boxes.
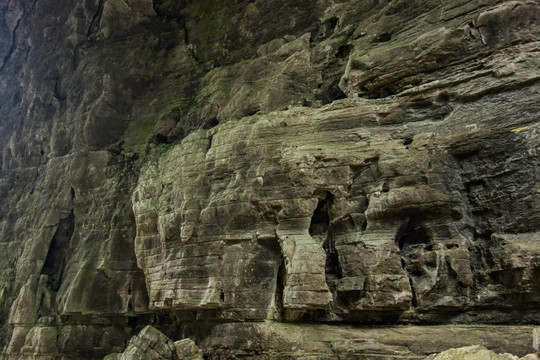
[0,0,538,358]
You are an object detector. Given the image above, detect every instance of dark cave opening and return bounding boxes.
[309,191,340,289]
[318,79,347,105]
[396,217,432,308]
[336,44,352,58]
[396,217,430,251]
[41,211,75,291]
[202,117,219,130]
[309,191,334,236]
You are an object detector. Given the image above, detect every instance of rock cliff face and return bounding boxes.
[0,0,539,358]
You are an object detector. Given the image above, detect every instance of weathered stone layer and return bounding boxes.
[0,0,538,357]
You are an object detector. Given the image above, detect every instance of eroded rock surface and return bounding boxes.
[0,0,538,358]
[117,325,174,360]
[424,345,540,360]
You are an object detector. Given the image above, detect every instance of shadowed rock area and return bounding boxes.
[0,0,538,358]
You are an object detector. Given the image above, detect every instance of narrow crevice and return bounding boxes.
[53,75,66,102]
[151,0,159,16]
[324,245,339,292]
[456,76,540,103]
[152,133,169,144]
[395,217,430,251]
[309,192,341,292]
[182,19,190,45]
[400,257,418,308]
[219,290,225,302]
[396,218,431,309]
[0,0,38,73]
[86,0,106,40]
[361,217,368,231]
[41,210,75,292]
[202,117,219,130]
[335,44,352,59]
[314,17,338,41]
[274,261,285,318]
[309,191,334,236]
[371,32,392,44]
[71,41,86,69]
[0,15,22,73]
[318,79,347,105]
[206,134,213,152]
[408,276,418,307]
[152,0,187,22]
[71,0,106,69]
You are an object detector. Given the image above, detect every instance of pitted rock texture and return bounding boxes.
[0,0,539,358]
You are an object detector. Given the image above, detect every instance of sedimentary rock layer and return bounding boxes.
[0,0,538,358]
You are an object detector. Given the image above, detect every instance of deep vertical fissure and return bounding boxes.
[309,191,333,236]
[396,217,430,308]
[396,217,430,251]
[309,191,340,289]
[87,0,106,39]
[274,261,285,318]
[41,210,75,292]
[0,0,38,72]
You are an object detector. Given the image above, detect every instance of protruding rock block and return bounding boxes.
[533,327,540,352]
[174,338,204,360]
[425,345,505,360]
[119,326,174,360]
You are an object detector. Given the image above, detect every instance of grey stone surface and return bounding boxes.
[174,338,203,360]
[520,355,540,360]
[0,0,538,358]
[118,326,174,360]
[425,346,540,360]
[424,345,504,360]
[191,323,535,359]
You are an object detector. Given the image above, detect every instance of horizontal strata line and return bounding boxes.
[457,75,540,103]
[144,262,221,271]
[440,3,501,22]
